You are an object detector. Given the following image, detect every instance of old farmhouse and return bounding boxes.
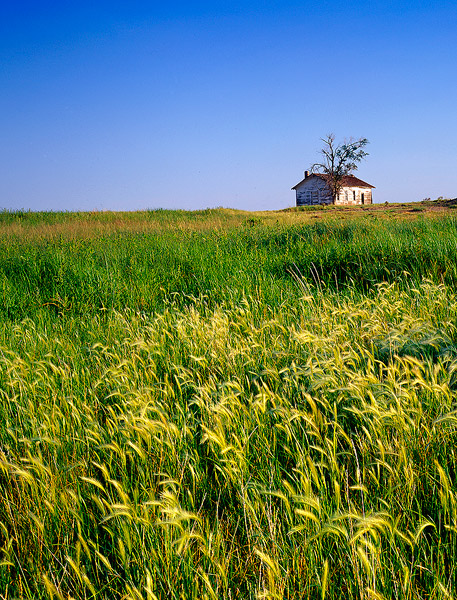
[292,171,375,206]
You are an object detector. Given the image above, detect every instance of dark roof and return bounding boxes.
[292,173,375,190]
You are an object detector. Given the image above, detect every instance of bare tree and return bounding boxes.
[311,134,369,203]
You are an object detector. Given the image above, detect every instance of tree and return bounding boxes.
[311,134,369,204]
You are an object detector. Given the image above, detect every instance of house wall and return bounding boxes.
[335,187,372,205]
[295,178,333,206]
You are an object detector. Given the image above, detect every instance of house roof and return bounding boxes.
[291,173,375,190]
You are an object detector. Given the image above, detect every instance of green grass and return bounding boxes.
[2,212,457,321]
[0,208,456,599]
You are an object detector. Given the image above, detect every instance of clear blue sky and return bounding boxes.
[1,1,456,211]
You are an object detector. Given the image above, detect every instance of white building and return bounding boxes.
[292,172,375,206]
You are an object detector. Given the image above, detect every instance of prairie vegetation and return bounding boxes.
[1,204,457,599]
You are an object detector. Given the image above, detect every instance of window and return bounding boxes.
[361,193,365,205]
[353,190,356,202]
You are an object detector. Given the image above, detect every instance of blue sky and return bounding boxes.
[1,1,456,211]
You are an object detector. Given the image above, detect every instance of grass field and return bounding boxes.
[1,201,457,599]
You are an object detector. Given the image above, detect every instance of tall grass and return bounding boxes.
[2,213,457,321]
[0,209,456,598]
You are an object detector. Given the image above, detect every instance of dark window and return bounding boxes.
[361,193,365,205]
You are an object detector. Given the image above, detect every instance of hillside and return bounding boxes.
[0,202,456,599]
